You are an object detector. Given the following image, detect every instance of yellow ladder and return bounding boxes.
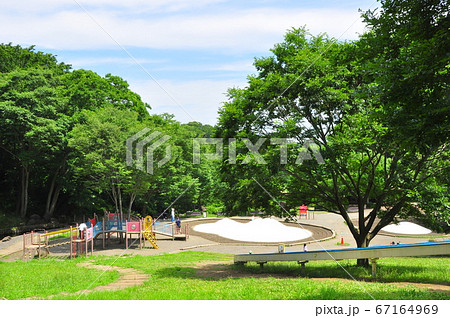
[143,216,159,249]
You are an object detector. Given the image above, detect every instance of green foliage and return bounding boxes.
[0,43,70,73]
[360,0,449,147]
[0,43,222,221]
[215,1,449,247]
[63,69,149,118]
[0,68,69,218]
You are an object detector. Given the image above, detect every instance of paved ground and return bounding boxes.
[1,212,447,261]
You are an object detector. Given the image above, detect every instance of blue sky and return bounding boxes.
[1,0,378,125]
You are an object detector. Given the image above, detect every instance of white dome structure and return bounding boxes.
[194,218,312,242]
[382,221,432,235]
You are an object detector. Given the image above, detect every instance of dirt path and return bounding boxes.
[25,261,149,299]
[75,261,149,292]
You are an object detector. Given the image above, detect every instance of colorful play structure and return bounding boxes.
[234,240,450,277]
[22,213,190,260]
[298,204,315,219]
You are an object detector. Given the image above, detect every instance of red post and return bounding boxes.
[299,205,308,219]
[125,220,128,249]
[70,226,73,259]
[45,230,49,249]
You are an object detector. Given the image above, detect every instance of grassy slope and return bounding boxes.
[0,252,448,300]
[0,257,120,299]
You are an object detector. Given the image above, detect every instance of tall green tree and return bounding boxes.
[0,68,68,218]
[0,44,155,221]
[358,0,450,233]
[360,0,449,147]
[64,69,149,118]
[216,23,449,266]
[0,44,71,220]
[0,43,70,73]
[68,106,157,219]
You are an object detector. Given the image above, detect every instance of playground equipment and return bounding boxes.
[125,219,143,249]
[23,225,95,260]
[299,205,307,219]
[234,240,450,277]
[125,215,190,248]
[71,226,94,258]
[125,216,158,249]
[143,216,159,249]
[299,205,314,219]
[22,213,190,260]
[23,227,73,260]
[153,219,190,240]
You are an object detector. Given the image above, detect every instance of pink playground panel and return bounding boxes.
[127,222,141,232]
[126,220,143,249]
[85,227,94,241]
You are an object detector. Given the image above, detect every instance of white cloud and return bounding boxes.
[149,60,255,74]
[0,1,372,125]
[67,56,167,68]
[76,0,226,13]
[0,0,225,14]
[1,6,366,51]
[130,78,247,125]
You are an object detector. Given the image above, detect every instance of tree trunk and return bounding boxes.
[44,159,68,221]
[117,183,123,220]
[127,192,136,220]
[356,236,370,267]
[18,165,29,218]
[44,183,62,221]
[44,169,60,221]
[356,258,369,267]
[111,183,119,214]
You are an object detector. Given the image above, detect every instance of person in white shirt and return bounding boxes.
[78,222,87,239]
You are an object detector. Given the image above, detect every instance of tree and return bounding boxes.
[358,0,450,234]
[0,45,156,221]
[64,69,150,119]
[0,68,68,218]
[68,106,156,219]
[216,24,449,266]
[360,0,449,147]
[0,43,70,73]
[0,44,72,220]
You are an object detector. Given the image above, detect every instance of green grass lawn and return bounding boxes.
[0,257,120,299]
[0,252,448,300]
